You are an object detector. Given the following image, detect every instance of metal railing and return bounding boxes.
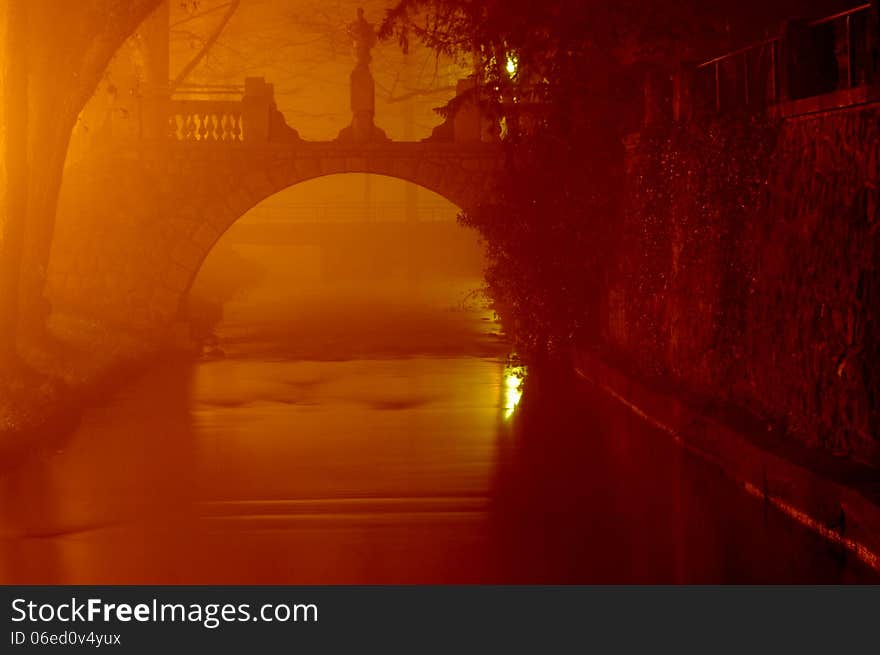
[811,3,875,89]
[696,37,781,112]
[690,3,875,115]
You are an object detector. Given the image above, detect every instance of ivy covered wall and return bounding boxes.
[604,107,880,465]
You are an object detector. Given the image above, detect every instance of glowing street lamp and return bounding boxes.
[505,53,518,78]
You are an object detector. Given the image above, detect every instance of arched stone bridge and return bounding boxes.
[47,77,503,334]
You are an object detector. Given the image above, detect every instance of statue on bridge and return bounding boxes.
[349,7,376,66]
[337,8,389,142]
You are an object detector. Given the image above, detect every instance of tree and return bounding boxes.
[0,0,164,362]
[376,0,849,360]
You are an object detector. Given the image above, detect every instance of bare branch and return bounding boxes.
[170,0,241,92]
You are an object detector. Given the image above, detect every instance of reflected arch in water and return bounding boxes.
[0,363,202,584]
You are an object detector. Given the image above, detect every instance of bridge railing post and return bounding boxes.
[242,77,273,143]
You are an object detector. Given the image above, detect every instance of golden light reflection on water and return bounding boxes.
[503,363,526,419]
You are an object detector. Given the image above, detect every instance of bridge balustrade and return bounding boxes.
[165,76,278,144]
[168,99,244,142]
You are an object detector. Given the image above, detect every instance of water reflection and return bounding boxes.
[0,363,201,583]
[503,362,526,420]
[0,276,877,583]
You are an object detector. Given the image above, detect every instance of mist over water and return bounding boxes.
[1,199,876,583]
[208,271,503,361]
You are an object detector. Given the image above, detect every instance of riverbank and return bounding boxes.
[0,313,165,458]
[574,348,880,575]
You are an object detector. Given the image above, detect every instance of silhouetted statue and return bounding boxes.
[337,8,389,142]
[349,7,376,66]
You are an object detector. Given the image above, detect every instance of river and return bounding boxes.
[0,274,876,583]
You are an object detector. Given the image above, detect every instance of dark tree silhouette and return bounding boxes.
[377,0,850,359]
[0,0,163,360]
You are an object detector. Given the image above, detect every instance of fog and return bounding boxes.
[189,173,497,361]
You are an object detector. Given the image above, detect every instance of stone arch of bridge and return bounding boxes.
[182,169,472,302]
[47,146,500,334]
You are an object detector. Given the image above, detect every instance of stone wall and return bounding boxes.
[604,106,880,465]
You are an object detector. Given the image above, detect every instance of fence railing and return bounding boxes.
[653,3,878,121]
[694,36,782,114]
[809,3,875,89]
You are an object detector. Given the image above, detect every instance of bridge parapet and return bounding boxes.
[168,76,283,144]
[159,8,501,146]
[165,74,495,146]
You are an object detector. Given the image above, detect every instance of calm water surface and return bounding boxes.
[0,278,876,583]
